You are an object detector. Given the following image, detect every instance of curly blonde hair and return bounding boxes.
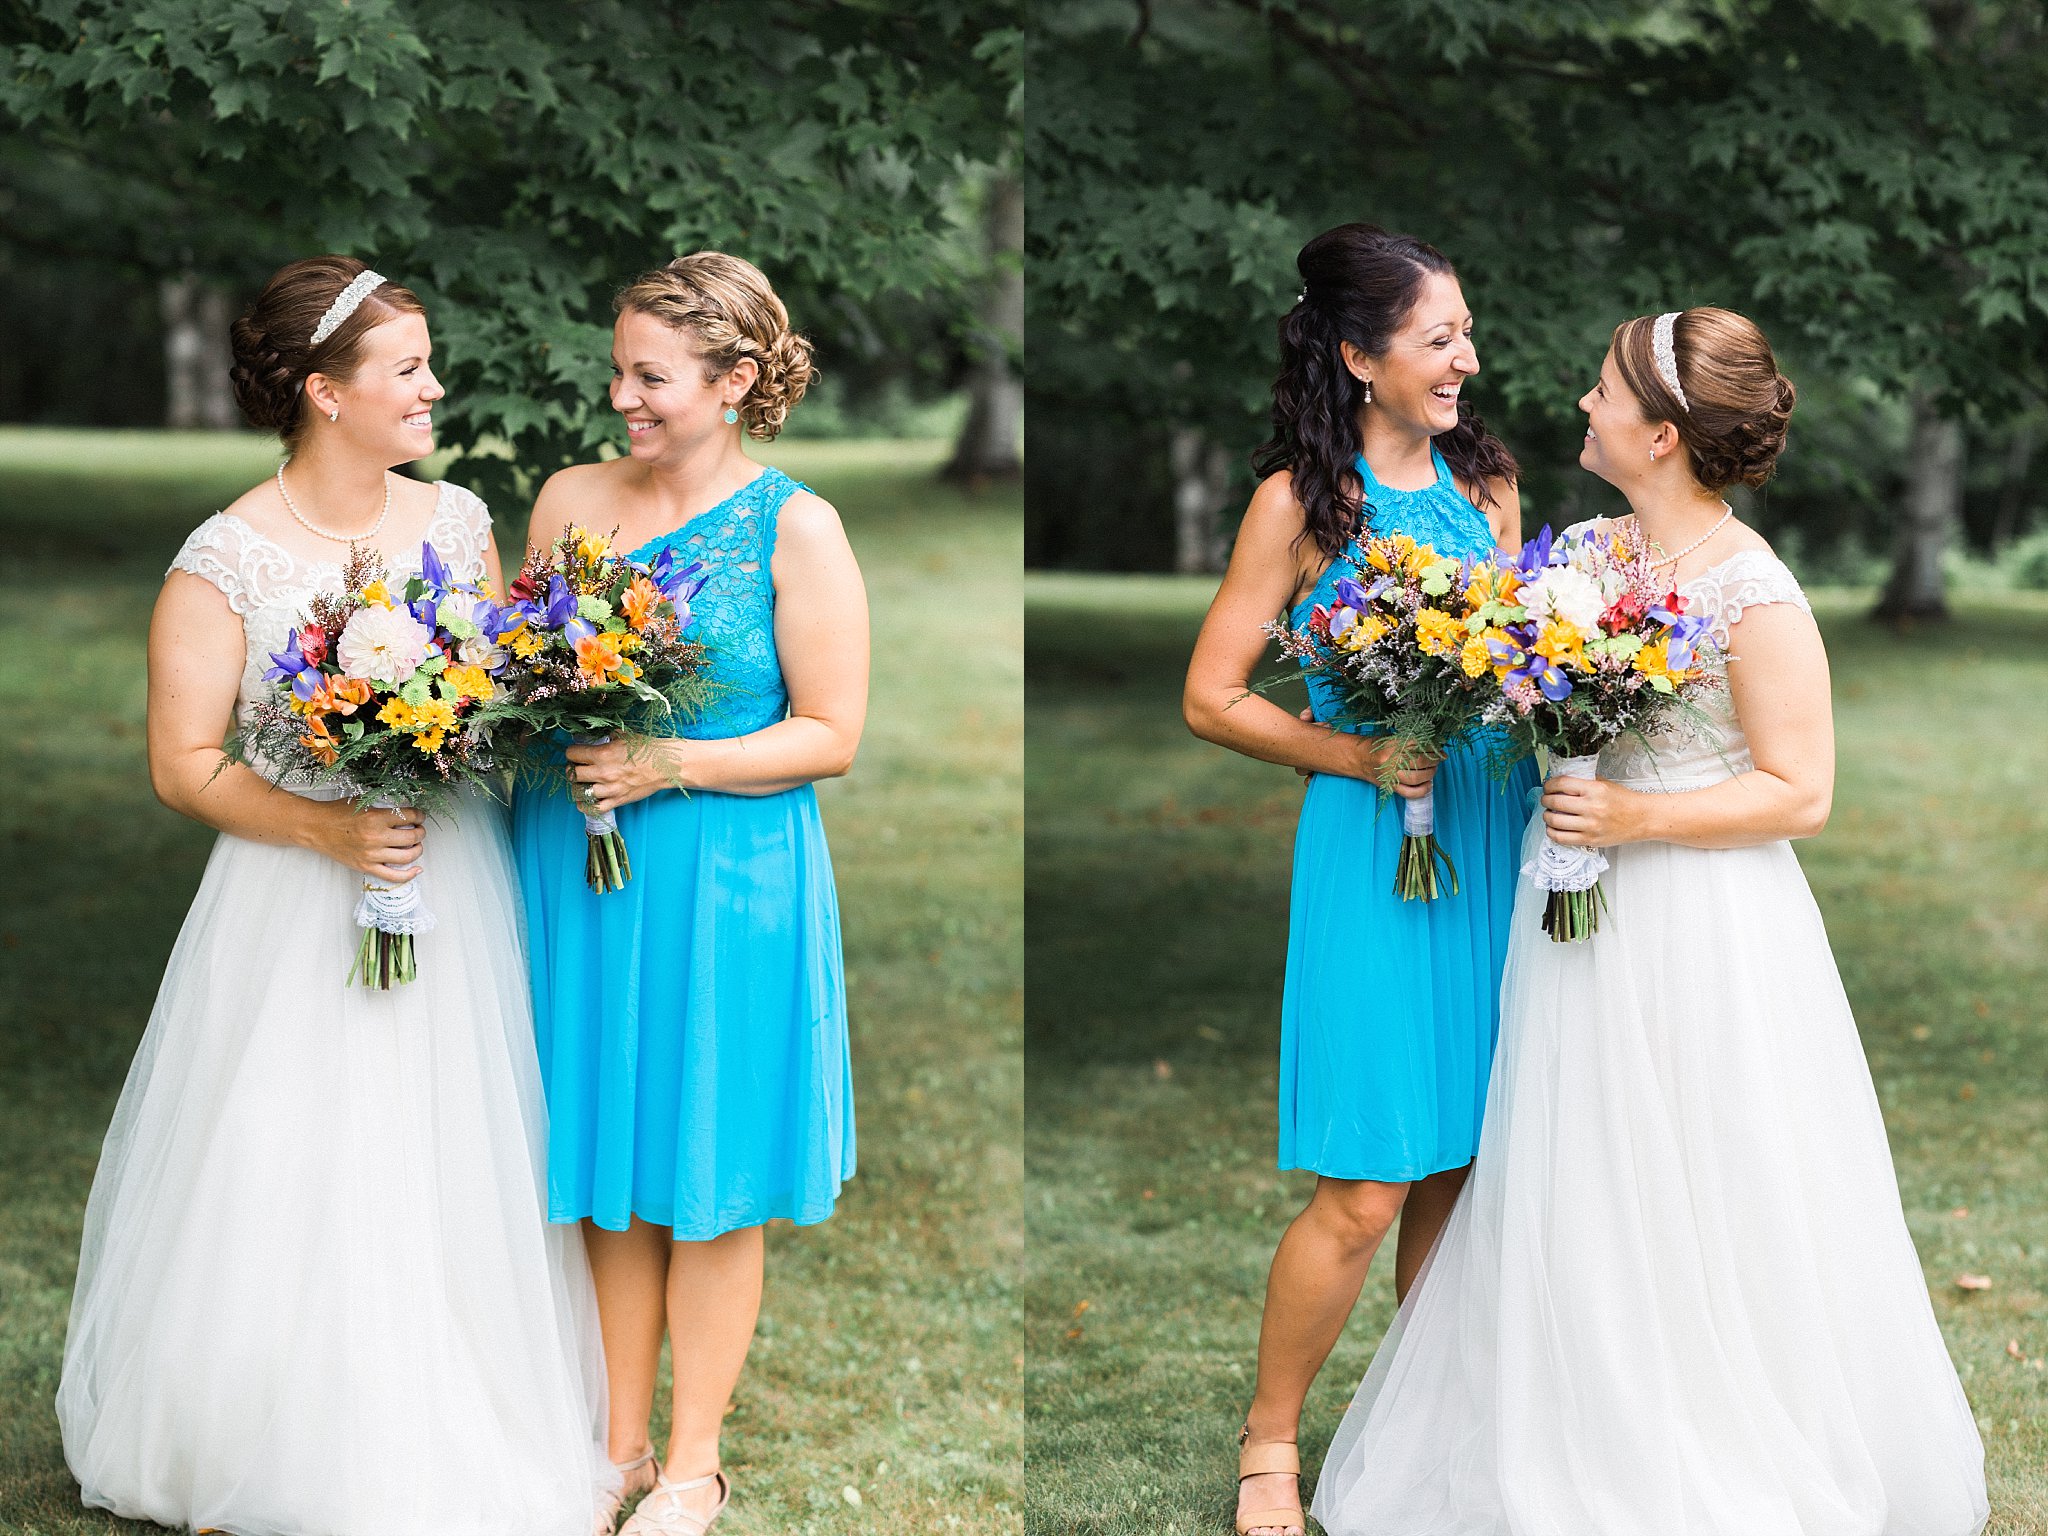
[614,252,815,440]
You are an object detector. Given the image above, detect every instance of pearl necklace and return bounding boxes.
[1646,501,1733,570]
[276,463,390,545]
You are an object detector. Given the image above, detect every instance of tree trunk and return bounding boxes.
[1873,392,1962,626]
[943,173,1022,483]
[1991,421,2035,552]
[1170,426,1232,574]
[161,274,237,430]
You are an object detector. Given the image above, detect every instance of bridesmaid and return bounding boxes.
[1183,223,1540,1536]
[511,252,866,1536]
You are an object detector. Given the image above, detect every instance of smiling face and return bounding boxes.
[1347,270,1479,441]
[609,308,755,462]
[306,310,441,465]
[1577,347,1666,487]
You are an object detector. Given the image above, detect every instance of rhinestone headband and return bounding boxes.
[1652,310,1689,412]
[310,269,388,346]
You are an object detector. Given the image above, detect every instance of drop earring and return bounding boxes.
[1649,447,1657,461]
[1362,380,1373,404]
[723,407,739,424]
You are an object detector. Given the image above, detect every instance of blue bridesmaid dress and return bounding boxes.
[512,466,855,1240]
[1278,447,1539,1180]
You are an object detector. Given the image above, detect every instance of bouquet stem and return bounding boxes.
[584,812,632,894]
[1393,786,1459,902]
[349,800,435,989]
[1523,752,1609,945]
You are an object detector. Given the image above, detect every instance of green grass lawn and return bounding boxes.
[0,430,1021,1536]
[1024,571,2048,1536]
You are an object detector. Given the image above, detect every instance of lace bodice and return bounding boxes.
[629,465,802,739]
[1592,541,1813,791]
[1292,447,1499,727]
[166,481,492,781]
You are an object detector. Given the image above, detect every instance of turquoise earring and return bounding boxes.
[723,407,739,424]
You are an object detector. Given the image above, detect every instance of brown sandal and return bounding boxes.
[1235,1423,1306,1536]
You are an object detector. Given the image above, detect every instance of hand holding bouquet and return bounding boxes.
[1265,531,1499,900]
[1470,522,1718,940]
[235,541,518,987]
[492,527,715,893]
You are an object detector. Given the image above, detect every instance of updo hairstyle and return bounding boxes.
[228,256,426,452]
[1611,307,1797,490]
[1253,222,1521,561]
[614,252,815,440]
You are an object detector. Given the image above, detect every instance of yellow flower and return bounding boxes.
[411,697,457,734]
[1460,634,1494,678]
[377,698,415,730]
[360,580,392,608]
[1634,637,1676,685]
[1338,614,1390,652]
[576,530,612,567]
[511,628,546,659]
[441,664,495,702]
[1415,608,1465,659]
[413,729,447,754]
[1533,619,1586,668]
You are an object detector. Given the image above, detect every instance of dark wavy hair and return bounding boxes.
[1252,223,1520,560]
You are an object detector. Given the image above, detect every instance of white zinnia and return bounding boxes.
[338,605,432,684]
[1523,566,1605,632]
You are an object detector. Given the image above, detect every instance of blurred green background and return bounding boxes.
[0,430,1022,1535]
[1028,0,2048,627]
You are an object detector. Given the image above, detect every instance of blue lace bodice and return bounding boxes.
[1291,447,1499,727]
[632,465,804,740]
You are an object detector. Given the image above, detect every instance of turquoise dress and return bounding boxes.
[1278,447,1539,1180]
[511,466,854,1240]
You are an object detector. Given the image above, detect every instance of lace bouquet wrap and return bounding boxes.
[1471,523,1718,942]
[1264,530,1500,901]
[489,527,716,893]
[229,542,520,987]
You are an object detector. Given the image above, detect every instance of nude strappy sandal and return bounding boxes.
[594,1448,659,1536]
[1236,1424,1306,1536]
[619,1468,730,1536]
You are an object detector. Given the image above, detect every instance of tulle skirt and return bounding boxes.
[1280,738,1540,1180]
[1312,818,1989,1536]
[57,791,614,1536]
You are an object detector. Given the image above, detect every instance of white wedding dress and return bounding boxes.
[1312,547,1989,1536]
[57,485,616,1536]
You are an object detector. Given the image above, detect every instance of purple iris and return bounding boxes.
[472,597,517,643]
[263,630,325,702]
[419,540,450,593]
[1331,573,1392,613]
[1512,525,1559,578]
[1486,625,1572,702]
[649,547,707,603]
[1663,611,1713,669]
[543,574,579,629]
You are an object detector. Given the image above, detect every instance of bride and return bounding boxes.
[1312,308,1989,1536]
[56,256,614,1535]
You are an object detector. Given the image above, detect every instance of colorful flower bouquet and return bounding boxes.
[232,541,520,988]
[1470,522,1718,941]
[493,526,715,894]
[1265,531,1502,900]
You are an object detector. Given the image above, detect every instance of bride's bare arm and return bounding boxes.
[1540,601,1834,850]
[1183,473,1435,794]
[147,572,426,883]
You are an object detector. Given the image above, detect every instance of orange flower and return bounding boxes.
[574,631,629,686]
[300,715,341,766]
[329,677,374,714]
[620,576,663,631]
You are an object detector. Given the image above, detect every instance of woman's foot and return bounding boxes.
[620,1467,730,1535]
[595,1447,660,1536]
[1236,1424,1305,1536]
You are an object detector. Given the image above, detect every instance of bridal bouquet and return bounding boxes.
[234,541,519,987]
[1265,530,1500,900]
[1470,522,1717,941]
[493,526,714,893]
